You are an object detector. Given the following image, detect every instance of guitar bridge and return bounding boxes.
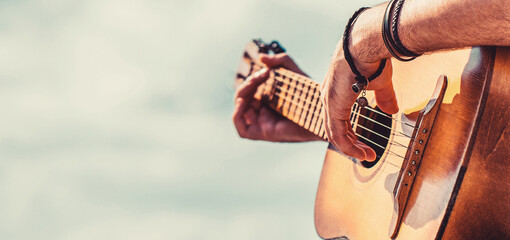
[389,75,448,238]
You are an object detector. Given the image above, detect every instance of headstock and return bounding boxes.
[234,39,286,89]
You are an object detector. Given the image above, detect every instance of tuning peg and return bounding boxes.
[253,39,286,54]
[253,39,270,53]
[269,41,286,54]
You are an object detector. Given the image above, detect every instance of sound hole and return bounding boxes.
[356,106,393,168]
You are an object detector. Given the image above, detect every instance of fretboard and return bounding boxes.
[255,68,328,140]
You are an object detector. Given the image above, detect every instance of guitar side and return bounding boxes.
[314,47,500,239]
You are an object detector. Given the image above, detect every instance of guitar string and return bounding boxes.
[354,133,406,159]
[273,70,417,129]
[353,107,413,138]
[273,71,416,130]
[349,104,408,159]
[355,124,409,148]
[376,157,401,169]
[272,91,413,141]
[353,102,408,167]
[272,74,418,132]
[271,91,414,151]
[252,71,407,169]
[363,105,417,129]
[272,87,413,139]
[273,87,413,139]
[250,65,408,168]
[271,73,417,135]
[349,102,416,157]
[272,91,413,168]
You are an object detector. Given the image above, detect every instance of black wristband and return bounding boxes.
[392,0,420,57]
[382,0,421,61]
[343,7,387,94]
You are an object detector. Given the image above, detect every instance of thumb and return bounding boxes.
[259,53,306,76]
[259,53,291,67]
[374,80,399,115]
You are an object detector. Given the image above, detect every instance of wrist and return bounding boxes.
[349,4,392,64]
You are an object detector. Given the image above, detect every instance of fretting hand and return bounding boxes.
[233,53,323,142]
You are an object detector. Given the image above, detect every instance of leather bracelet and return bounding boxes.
[382,0,421,61]
[343,7,387,94]
[392,0,420,57]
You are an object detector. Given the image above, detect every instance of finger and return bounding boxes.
[357,140,377,161]
[329,120,367,160]
[346,123,377,161]
[259,53,307,76]
[374,80,399,114]
[232,98,249,138]
[337,134,367,160]
[250,100,262,110]
[346,124,377,161]
[258,107,274,124]
[346,125,356,139]
[235,68,269,99]
[244,108,258,125]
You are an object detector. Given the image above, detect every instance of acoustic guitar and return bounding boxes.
[235,39,510,239]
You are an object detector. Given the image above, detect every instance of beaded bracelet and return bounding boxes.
[343,7,387,97]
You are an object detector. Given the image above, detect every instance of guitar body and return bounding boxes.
[234,41,510,239]
[314,47,510,239]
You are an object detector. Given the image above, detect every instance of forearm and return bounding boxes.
[350,0,510,63]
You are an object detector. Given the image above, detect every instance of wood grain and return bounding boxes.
[314,47,497,239]
[441,47,510,239]
[235,41,510,239]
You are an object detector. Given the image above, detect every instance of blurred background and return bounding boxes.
[0,0,380,239]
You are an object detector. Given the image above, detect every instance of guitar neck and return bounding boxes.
[256,67,328,140]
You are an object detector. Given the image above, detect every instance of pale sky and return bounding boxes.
[0,0,382,239]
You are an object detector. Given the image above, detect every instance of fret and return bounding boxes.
[279,75,290,116]
[274,76,303,128]
[253,82,265,101]
[263,77,275,100]
[293,78,306,127]
[276,77,294,122]
[275,74,308,129]
[317,111,324,137]
[297,80,311,127]
[308,88,321,133]
[273,72,283,111]
[293,76,306,126]
[312,106,321,135]
[268,68,328,140]
[303,82,315,130]
[320,122,327,139]
[303,83,317,129]
[289,74,302,123]
[287,74,299,121]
